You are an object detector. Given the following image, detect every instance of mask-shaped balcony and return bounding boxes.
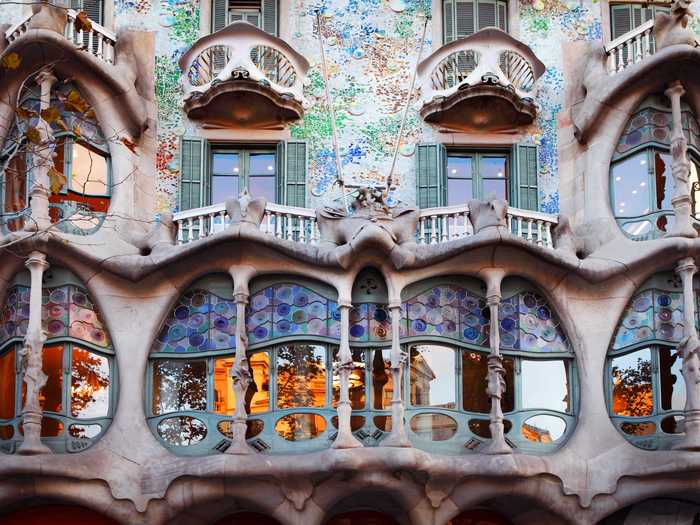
[416,29,545,132]
[179,22,309,129]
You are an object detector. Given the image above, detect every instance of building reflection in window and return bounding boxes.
[409,344,456,408]
[151,359,207,415]
[276,344,326,409]
[372,349,393,410]
[332,348,366,410]
[71,346,110,418]
[462,351,514,413]
[611,348,653,417]
[520,360,570,412]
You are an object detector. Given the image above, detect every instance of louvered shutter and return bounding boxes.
[262,0,278,36]
[212,0,227,32]
[611,5,632,40]
[497,0,507,31]
[514,145,539,211]
[416,144,446,209]
[282,141,307,207]
[443,0,455,43]
[455,0,475,38]
[477,0,497,30]
[180,137,205,212]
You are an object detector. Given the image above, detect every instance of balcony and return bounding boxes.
[179,22,309,129]
[416,28,545,132]
[172,201,558,248]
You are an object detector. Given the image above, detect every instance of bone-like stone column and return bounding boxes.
[332,302,362,449]
[382,303,411,447]
[25,69,57,232]
[673,257,700,450]
[482,269,512,455]
[17,251,51,455]
[665,81,697,238]
[226,266,255,454]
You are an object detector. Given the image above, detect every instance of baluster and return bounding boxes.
[430,215,438,244]
[634,34,642,63]
[545,222,553,248]
[526,219,533,242]
[177,220,184,245]
[616,46,623,73]
[419,218,425,244]
[311,219,319,244]
[88,29,94,54]
[517,216,523,238]
[285,214,293,241]
[275,212,283,238]
[187,217,194,243]
[626,40,634,68]
[209,212,215,235]
[507,213,512,233]
[264,211,272,235]
[536,220,543,246]
[197,215,205,238]
[96,33,103,60]
[441,216,448,243]
[644,29,652,57]
[65,21,73,42]
[300,218,307,243]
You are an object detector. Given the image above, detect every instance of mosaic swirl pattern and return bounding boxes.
[247,284,340,345]
[0,286,30,346]
[613,289,684,350]
[615,106,700,159]
[153,290,237,353]
[403,286,489,347]
[349,303,391,343]
[43,285,111,348]
[499,291,570,353]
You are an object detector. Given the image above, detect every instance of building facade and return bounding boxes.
[1,0,700,523]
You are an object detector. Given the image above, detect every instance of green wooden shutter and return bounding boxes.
[416,144,446,208]
[212,0,227,32]
[477,0,497,30]
[262,0,278,36]
[611,4,632,40]
[279,141,306,207]
[497,0,507,31]
[180,137,205,211]
[455,0,475,38]
[443,0,454,43]
[514,145,539,211]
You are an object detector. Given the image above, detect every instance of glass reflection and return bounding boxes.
[409,345,456,408]
[655,151,673,210]
[157,415,207,446]
[447,155,473,206]
[213,357,235,416]
[612,152,651,218]
[520,360,569,412]
[611,348,653,417]
[481,156,507,200]
[0,349,15,419]
[275,413,326,441]
[332,348,366,410]
[660,415,684,434]
[521,414,565,442]
[70,142,108,195]
[410,413,458,441]
[71,347,110,418]
[19,417,64,437]
[374,415,392,432]
[276,344,326,408]
[620,421,656,436]
[69,423,102,439]
[0,425,13,439]
[151,359,207,415]
[372,349,393,410]
[659,346,685,411]
[462,351,514,413]
[247,352,270,414]
[39,345,63,413]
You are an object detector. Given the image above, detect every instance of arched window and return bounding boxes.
[610,94,700,240]
[0,268,114,454]
[607,273,690,449]
[400,276,575,453]
[1,81,111,235]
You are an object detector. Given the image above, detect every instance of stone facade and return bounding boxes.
[2,0,700,524]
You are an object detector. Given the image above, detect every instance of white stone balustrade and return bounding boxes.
[416,28,544,107]
[179,21,308,107]
[4,9,117,66]
[174,202,558,248]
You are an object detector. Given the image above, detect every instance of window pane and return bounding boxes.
[521,359,569,412]
[409,344,455,408]
[611,348,653,416]
[332,348,366,410]
[462,351,514,413]
[371,348,393,410]
[212,353,271,415]
[276,344,326,408]
[248,175,276,202]
[482,178,507,200]
[211,175,239,203]
[447,156,473,179]
[40,344,63,413]
[212,152,240,175]
[151,359,207,415]
[691,160,700,218]
[70,143,108,196]
[4,153,26,213]
[249,153,276,175]
[0,349,15,419]
[447,179,472,206]
[659,346,685,411]
[654,151,673,210]
[71,347,110,418]
[480,156,507,179]
[213,356,235,416]
[612,152,651,217]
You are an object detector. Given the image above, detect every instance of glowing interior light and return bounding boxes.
[451,169,457,174]
[640,182,646,186]
[615,176,622,182]
[233,167,239,173]
[640,159,647,165]
[620,202,625,206]
[497,172,504,177]
[267,165,274,171]
[632,190,637,194]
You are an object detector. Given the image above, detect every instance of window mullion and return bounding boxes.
[650,345,660,415]
[63,342,72,418]
[474,153,481,200]
[207,357,214,413]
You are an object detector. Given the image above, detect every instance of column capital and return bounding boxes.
[337,300,352,309]
[676,257,697,275]
[665,80,686,100]
[24,251,49,272]
[486,294,501,307]
[232,291,249,304]
[35,68,57,88]
[388,301,402,310]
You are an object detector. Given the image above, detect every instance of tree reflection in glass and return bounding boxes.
[332,348,365,410]
[71,347,110,418]
[520,360,569,412]
[659,345,685,411]
[372,349,392,410]
[157,415,207,446]
[611,348,653,416]
[276,344,326,408]
[23,344,63,413]
[0,349,15,419]
[152,360,207,415]
[462,351,513,413]
[409,345,456,408]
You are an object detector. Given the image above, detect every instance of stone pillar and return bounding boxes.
[225,291,254,454]
[25,68,57,232]
[665,81,697,238]
[673,257,700,450]
[382,303,411,447]
[332,302,362,449]
[482,269,511,455]
[17,251,51,455]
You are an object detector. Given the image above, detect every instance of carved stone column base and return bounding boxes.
[482,434,512,455]
[381,400,411,448]
[331,402,363,449]
[17,411,51,455]
[667,197,697,238]
[673,411,700,451]
[224,418,254,455]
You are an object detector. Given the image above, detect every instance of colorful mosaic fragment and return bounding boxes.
[615,107,700,159]
[613,289,684,350]
[513,291,570,353]
[349,303,391,343]
[0,286,30,346]
[247,284,340,345]
[153,289,236,353]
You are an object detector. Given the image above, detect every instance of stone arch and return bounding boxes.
[322,490,410,525]
[598,497,700,525]
[0,504,120,525]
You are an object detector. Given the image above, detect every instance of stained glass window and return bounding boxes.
[500,291,570,353]
[612,289,684,349]
[0,285,30,347]
[246,283,340,345]
[41,285,111,348]
[153,289,237,353]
